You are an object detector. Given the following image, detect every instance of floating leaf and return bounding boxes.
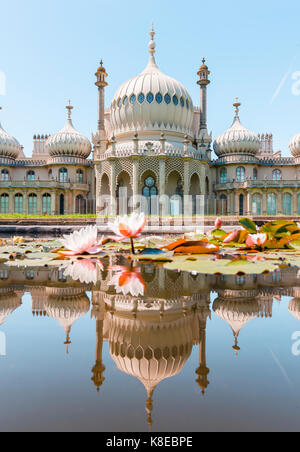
[164,255,280,275]
[239,218,257,233]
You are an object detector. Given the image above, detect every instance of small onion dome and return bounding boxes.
[0,107,21,159]
[213,299,259,355]
[213,99,260,157]
[46,102,91,158]
[289,133,300,157]
[110,26,194,137]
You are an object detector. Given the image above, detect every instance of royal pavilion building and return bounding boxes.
[1,27,300,217]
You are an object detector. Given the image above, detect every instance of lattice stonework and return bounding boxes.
[139,157,160,182]
[115,159,134,184]
[166,158,184,179]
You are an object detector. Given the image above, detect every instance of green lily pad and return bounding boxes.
[164,255,280,275]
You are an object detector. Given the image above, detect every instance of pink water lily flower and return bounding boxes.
[215,217,222,230]
[109,265,146,297]
[109,212,146,254]
[223,230,240,244]
[60,226,104,256]
[246,233,267,248]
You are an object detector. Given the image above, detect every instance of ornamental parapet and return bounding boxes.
[215,180,300,191]
[98,142,206,161]
[0,180,90,191]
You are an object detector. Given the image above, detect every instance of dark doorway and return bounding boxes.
[239,194,244,216]
[60,194,65,215]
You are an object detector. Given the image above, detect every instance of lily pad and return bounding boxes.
[164,255,280,275]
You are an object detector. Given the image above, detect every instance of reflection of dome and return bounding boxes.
[289,133,300,157]
[213,100,260,157]
[213,299,259,354]
[109,312,193,428]
[0,108,21,159]
[46,103,91,159]
[110,27,194,137]
[45,287,90,352]
[0,290,22,325]
[289,299,300,321]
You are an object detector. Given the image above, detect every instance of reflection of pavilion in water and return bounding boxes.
[1,263,300,428]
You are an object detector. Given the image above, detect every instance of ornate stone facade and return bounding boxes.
[2,28,300,217]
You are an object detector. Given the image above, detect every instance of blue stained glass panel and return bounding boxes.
[156,93,163,104]
[173,95,179,106]
[180,97,185,107]
[147,93,154,103]
[130,94,136,104]
[164,94,171,104]
[138,93,145,104]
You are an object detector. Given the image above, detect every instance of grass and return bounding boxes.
[0,214,97,219]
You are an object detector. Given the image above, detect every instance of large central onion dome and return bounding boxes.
[0,107,21,160]
[214,100,260,157]
[46,102,91,158]
[110,27,194,137]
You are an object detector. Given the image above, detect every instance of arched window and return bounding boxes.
[142,176,158,198]
[27,171,35,181]
[76,169,84,183]
[1,169,9,181]
[28,194,37,215]
[60,194,65,215]
[253,168,258,180]
[48,169,53,179]
[267,193,277,215]
[282,193,292,215]
[252,194,262,215]
[59,168,68,183]
[273,169,281,181]
[237,167,245,182]
[42,194,51,215]
[220,168,227,184]
[14,194,23,214]
[0,194,9,214]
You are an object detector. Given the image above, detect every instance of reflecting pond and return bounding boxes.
[1,259,300,432]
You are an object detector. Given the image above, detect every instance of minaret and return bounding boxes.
[197,58,210,131]
[145,388,154,432]
[197,59,212,153]
[93,60,108,157]
[195,313,210,396]
[91,319,106,393]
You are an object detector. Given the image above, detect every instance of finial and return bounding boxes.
[233,97,241,119]
[64,331,71,355]
[146,389,154,432]
[232,333,240,358]
[66,100,73,120]
[149,23,156,57]
[202,58,206,65]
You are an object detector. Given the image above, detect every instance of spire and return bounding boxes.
[144,24,159,72]
[64,327,72,355]
[145,388,154,432]
[232,332,240,358]
[233,97,241,121]
[66,100,73,121]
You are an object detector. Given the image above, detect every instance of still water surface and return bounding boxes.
[0,260,300,432]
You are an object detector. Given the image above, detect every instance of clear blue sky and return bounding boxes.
[1,0,300,157]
